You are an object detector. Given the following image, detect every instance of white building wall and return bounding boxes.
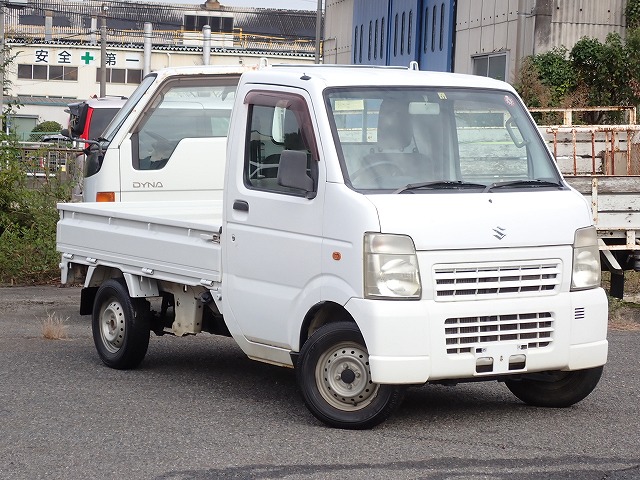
[6,42,312,129]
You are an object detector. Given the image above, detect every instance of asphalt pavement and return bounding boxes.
[1,285,639,480]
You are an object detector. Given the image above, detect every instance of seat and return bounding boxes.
[352,99,432,188]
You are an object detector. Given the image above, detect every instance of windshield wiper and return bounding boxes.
[483,179,564,193]
[394,180,486,194]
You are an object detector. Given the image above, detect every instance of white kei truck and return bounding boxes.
[56,64,608,429]
[77,63,260,202]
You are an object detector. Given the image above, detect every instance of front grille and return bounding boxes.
[433,261,561,301]
[445,312,554,354]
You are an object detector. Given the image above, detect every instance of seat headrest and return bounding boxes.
[377,99,412,150]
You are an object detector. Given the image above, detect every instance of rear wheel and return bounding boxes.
[505,366,604,408]
[92,279,150,370]
[296,322,404,429]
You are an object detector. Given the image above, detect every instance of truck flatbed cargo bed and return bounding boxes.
[57,200,223,286]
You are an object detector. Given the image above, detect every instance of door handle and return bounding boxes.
[233,199,249,212]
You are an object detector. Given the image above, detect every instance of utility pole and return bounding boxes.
[99,3,108,97]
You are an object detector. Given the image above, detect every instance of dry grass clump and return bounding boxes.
[42,312,69,340]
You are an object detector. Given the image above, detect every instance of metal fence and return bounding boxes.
[15,143,82,181]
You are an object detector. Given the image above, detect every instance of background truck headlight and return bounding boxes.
[364,233,421,299]
[571,226,601,290]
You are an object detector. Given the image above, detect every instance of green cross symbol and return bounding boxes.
[81,52,94,64]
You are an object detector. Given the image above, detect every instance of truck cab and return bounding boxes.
[81,64,255,202]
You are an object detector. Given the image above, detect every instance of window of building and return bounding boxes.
[472,53,507,81]
[95,68,143,85]
[18,64,78,81]
[127,69,143,84]
[184,15,233,32]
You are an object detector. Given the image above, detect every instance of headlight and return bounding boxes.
[364,233,421,299]
[571,226,601,290]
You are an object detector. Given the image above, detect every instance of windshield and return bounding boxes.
[325,87,562,193]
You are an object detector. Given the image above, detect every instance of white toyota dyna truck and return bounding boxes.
[57,64,608,429]
[76,64,259,202]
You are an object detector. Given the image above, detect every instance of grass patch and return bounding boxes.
[608,297,640,331]
[41,312,69,340]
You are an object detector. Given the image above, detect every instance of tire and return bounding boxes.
[92,278,150,370]
[296,322,404,429]
[505,366,604,408]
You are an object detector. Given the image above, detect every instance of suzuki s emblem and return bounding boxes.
[493,226,506,240]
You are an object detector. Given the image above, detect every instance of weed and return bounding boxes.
[41,311,69,340]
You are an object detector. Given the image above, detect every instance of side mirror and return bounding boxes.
[277,149,315,198]
[60,128,72,139]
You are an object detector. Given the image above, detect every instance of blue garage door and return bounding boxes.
[417,0,455,72]
[352,0,389,65]
[352,0,454,71]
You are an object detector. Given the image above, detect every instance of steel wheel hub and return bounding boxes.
[100,300,125,353]
[316,342,379,411]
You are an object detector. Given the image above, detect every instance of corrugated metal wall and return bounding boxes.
[324,0,355,64]
[537,0,627,53]
[454,0,627,83]
[454,0,524,79]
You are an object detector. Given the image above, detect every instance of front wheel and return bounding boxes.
[505,366,604,408]
[92,279,150,370]
[296,322,404,429]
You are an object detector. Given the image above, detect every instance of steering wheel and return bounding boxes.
[351,161,404,183]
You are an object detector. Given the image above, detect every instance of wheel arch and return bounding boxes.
[80,266,158,315]
[297,301,357,351]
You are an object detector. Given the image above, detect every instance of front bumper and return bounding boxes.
[345,288,608,384]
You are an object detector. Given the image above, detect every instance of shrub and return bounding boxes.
[0,133,74,285]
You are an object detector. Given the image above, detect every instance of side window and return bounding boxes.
[132,77,238,170]
[244,92,318,196]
